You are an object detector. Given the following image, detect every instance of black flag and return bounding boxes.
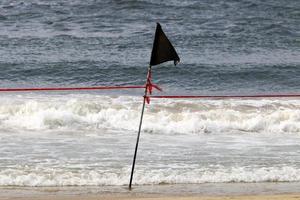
[150,23,180,66]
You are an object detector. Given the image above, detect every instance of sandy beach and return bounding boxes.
[1,191,300,200]
[2,195,300,200]
[1,183,300,200]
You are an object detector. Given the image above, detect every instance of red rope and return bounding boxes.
[1,84,300,100]
[149,94,300,99]
[0,85,145,92]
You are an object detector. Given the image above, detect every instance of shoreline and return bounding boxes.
[1,182,300,200]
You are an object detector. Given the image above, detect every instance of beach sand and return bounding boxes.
[1,183,299,200]
[2,194,300,200]
[1,191,300,200]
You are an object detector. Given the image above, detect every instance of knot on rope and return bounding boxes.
[145,70,162,104]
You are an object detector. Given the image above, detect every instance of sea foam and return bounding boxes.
[0,94,300,186]
[0,94,300,135]
[0,165,299,186]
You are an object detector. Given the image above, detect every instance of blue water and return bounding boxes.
[0,0,299,94]
[0,0,300,187]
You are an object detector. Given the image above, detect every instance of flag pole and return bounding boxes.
[129,65,152,190]
[128,22,179,190]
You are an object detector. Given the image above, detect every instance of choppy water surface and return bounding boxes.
[0,0,300,186]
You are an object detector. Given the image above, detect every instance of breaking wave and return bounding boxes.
[0,94,300,134]
[0,165,299,186]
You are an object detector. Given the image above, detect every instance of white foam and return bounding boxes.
[1,94,300,186]
[1,94,300,134]
[0,165,299,186]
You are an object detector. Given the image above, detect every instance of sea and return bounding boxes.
[0,0,300,189]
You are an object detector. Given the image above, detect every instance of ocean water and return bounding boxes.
[0,0,300,187]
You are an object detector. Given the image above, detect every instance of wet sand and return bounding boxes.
[1,194,300,200]
[1,182,300,200]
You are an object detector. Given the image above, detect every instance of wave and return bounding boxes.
[0,165,299,186]
[0,94,300,135]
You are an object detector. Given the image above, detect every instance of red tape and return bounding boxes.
[0,85,145,92]
[144,70,163,104]
[148,94,300,99]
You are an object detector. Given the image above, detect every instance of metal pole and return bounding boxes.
[129,66,152,190]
